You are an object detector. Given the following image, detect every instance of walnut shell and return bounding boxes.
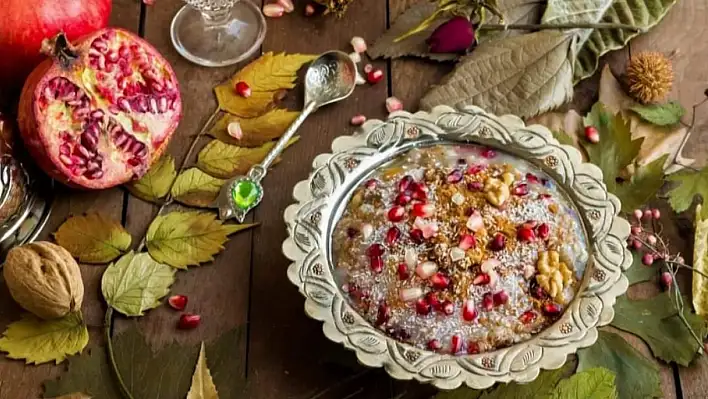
[3,241,84,319]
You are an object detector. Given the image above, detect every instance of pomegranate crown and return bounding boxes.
[40,32,79,69]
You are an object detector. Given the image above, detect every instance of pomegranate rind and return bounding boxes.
[18,28,182,189]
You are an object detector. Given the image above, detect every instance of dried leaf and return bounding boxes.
[367,2,459,62]
[577,331,662,399]
[0,312,88,365]
[187,343,219,399]
[101,251,176,317]
[125,155,176,203]
[542,0,615,52]
[612,154,668,213]
[209,109,300,147]
[172,168,225,208]
[631,101,686,126]
[611,294,708,366]
[420,31,575,119]
[146,211,257,269]
[694,205,708,318]
[477,0,547,42]
[666,167,708,219]
[197,137,299,179]
[214,53,315,118]
[548,368,618,399]
[54,213,132,264]
[527,110,584,149]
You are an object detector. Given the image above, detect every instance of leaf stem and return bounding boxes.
[105,307,134,399]
[478,22,646,33]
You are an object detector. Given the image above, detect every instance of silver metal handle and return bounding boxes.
[256,100,317,172]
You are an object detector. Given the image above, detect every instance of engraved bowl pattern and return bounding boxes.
[283,105,631,389]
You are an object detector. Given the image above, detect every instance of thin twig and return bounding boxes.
[478,22,646,32]
[105,308,134,399]
[669,97,708,169]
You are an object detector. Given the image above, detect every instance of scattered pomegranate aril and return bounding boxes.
[481,293,494,311]
[642,253,654,266]
[525,173,540,184]
[530,281,548,300]
[350,114,367,126]
[366,243,385,257]
[167,295,188,311]
[426,292,442,310]
[480,148,497,159]
[512,184,529,196]
[428,338,442,351]
[467,341,481,354]
[304,3,316,16]
[462,300,478,321]
[370,256,384,273]
[492,290,509,306]
[277,0,295,12]
[536,223,550,240]
[516,226,536,242]
[226,121,243,140]
[584,126,600,143]
[416,261,438,279]
[473,273,490,286]
[489,233,506,251]
[450,334,462,353]
[416,298,431,315]
[388,206,406,222]
[385,96,403,113]
[397,263,411,280]
[178,313,201,329]
[376,302,391,325]
[367,69,384,84]
[412,203,435,218]
[263,3,285,17]
[430,272,450,290]
[446,169,463,183]
[466,164,485,175]
[467,181,484,191]
[458,234,476,250]
[660,271,673,289]
[441,300,454,315]
[394,193,411,206]
[398,175,413,192]
[235,81,252,97]
[350,36,367,53]
[542,303,563,316]
[410,229,425,244]
[519,310,536,324]
[365,178,378,190]
[399,287,423,302]
[386,227,401,246]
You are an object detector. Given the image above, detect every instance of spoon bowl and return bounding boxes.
[304,51,357,108]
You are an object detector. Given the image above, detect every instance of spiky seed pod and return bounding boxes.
[312,0,355,17]
[626,51,674,104]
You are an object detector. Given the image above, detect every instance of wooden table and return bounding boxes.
[1,0,708,397]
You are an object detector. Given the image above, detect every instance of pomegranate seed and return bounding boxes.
[458,234,476,250]
[633,209,643,221]
[516,226,536,242]
[652,208,661,219]
[467,341,481,354]
[234,81,252,97]
[472,273,490,285]
[643,209,653,221]
[661,271,673,289]
[411,189,427,201]
[519,310,536,324]
[412,203,435,218]
[398,175,413,192]
[385,96,403,113]
[168,295,188,311]
[642,253,654,265]
[467,181,483,191]
[489,233,506,251]
[370,256,384,273]
[388,206,406,222]
[399,287,423,302]
[539,193,552,200]
[410,229,424,244]
[584,126,600,143]
[441,300,454,315]
[304,3,316,16]
[394,193,411,205]
[481,293,494,311]
[446,169,463,183]
[426,292,441,310]
[467,164,485,175]
[366,243,385,257]
[277,0,295,12]
[412,180,429,193]
[525,173,540,184]
[386,227,401,245]
[350,36,367,53]
[227,121,243,140]
[346,227,358,238]
[512,184,529,196]
[365,178,378,190]
[367,69,384,84]
[397,263,410,280]
[492,290,509,306]
[350,114,367,126]
[416,261,438,279]
[450,335,462,353]
[376,302,390,325]
[430,272,450,290]
[462,300,477,321]
[428,339,442,351]
[536,223,550,240]
[363,63,374,73]
[542,303,563,315]
[178,313,201,329]
[480,148,497,158]
[530,281,547,299]
[263,3,285,17]
[416,298,431,315]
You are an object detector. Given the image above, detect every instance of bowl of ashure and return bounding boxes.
[284,105,632,390]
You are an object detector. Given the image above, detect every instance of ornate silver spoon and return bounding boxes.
[213,50,357,222]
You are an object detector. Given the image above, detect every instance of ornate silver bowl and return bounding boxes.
[283,105,631,389]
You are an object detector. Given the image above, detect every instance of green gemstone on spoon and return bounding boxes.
[231,179,261,210]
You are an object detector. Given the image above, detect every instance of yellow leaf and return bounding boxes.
[125,155,176,203]
[171,168,225,208]
[526,110,585,157]
[0,312,88,365]
[214,52,316,117]
[146,211,258,269]
[209,109,300,147]
[197,137,299,179]
[54,213,132,264]
[186,342,219,399]
[694,204,708,318]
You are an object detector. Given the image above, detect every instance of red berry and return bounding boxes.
[450,334,462,353]
[397,263,410,280]
[542,303,563,315]
[388,206,406,222]
[234,81,251,97]
[410,229,425,244]
[467,164,485,175]
[428,339,442,351]
[472,273,490,286]
[480,148,497,159]
[398,175,413,192]
[642,253,654,266]
[394,193,411,205]
[631,226,642,235]
[441,300,454,315]
[304,3,316,16]
[489,233,506,251]
[516,226,536,242]
[467,341,481,354]
[415,298,431,315]
[410,181,429,193]
[376,302,390,325]
[385,227,401,246]
[643,209,653,221]
[512,184,529,196]
[430,272,451,290]
[366,243,385,257]
[467,181,484,191]
[168,295,188,311]
[492,290,509,306]
[370,256,384,273]
[652,208,661,219]
[536,223,550,240]
[519,310,536,324]
[481,293,494,311]
[458,234,476,250]
[447,169,463,183]
[584,126,599,143]
[660,271,673,289]
[630,239,642,250]
[367,69,384,84]
[633,209,643,221]
[462,300,478,321]
[525,173,540,184]
[178,313,201,329]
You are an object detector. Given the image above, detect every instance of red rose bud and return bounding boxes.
[426,16,475,54]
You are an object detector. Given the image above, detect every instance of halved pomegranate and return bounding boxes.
[18,29,181,189]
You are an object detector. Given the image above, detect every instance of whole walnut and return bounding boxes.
[3,241,84,319]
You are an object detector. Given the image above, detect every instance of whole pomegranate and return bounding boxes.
[18,29,182,189]
[0,0,112,92]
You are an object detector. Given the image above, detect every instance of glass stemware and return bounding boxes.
[171,0,266,67]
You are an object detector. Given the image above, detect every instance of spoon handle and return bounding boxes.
[257,101,317,172]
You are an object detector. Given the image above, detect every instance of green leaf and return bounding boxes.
[186,343,219,399]
[625,251,657,286]
[582,103,643,192]
[420,31,576,119]
[542,0,614,53]
[612,155,668,212]
[53,213,132,264]
[631,101,686,126]
[197,137,299,179]
[125,155,176,203]
[171,168,225,208]
[146,211,257,269]
[549,367,618,399]
[478,361,574,398]
[0,312,88,365]
[209,109,301,147]
[577,331,662,399]
[611,294,708,366]
[434,388,482,399]
[101,251,176,317]
[666,167,708,218]
[552,130,577,147]
[43,325,247,399]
